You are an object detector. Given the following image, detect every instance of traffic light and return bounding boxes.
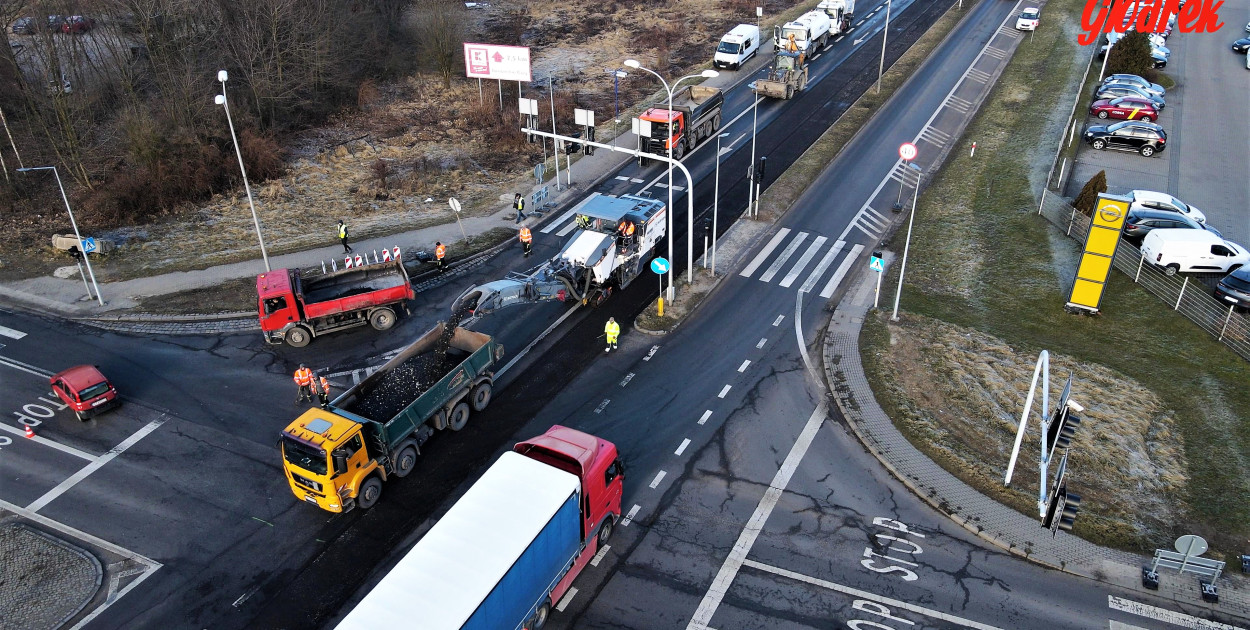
[584,126,595,156]
[1045,402,1081,461]
[1042,485,1081,534]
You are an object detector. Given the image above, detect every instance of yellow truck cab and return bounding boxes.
[281,408,378,512]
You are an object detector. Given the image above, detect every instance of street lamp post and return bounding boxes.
[749,90,760,217]
[890,164,923,320]
[215,69,271,272]
[877,0,892,93]
[713,132,730,274]
[623,60,718,291]
[18,166,103,306]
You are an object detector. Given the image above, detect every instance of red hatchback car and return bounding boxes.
[61,15,95,33]
[1089,96,1158,122]
[50,365,119,421]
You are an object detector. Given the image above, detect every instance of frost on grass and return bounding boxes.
[866,313,1188,547]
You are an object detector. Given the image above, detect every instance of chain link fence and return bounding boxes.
[1037,191,1250,361]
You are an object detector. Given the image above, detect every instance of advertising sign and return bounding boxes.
[463,43,532,82]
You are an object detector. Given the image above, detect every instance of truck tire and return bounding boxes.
[531,601,551,629]
[598,517,615,545]
[447,402,471,431]
[392,445,418,478]
[285,326,311,348]
[357,476,383,509]
[785,85,793,99]
[711,113,721,132]
[673,141,685,161]
[369,307,396,331]
[470,381,492,412]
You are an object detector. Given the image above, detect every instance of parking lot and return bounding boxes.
[1065,8,1250,246]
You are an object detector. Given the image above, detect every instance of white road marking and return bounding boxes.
[1108,622,1149,630]
[820,243,865,298]
[740,229,792,278]
[591,544,611,567]
[622,504,641,526]
[737,360,751,373]
[643,345,661,361]
[232,587,258,608]
[811,52,822,60]
[698,410,712,425]
[800,240,846,294]
[615,175,629,181]
[0,423,95,461]
[654,182,685,191]
[495,303,580,377]
[759,232,808,282]
[630,178,644,184]
[772,315,784,326]
[675,439,691,456]
[0,354,53,377]
[649,470,667,488]
[0,325,26,340]
[756,338,767,349]
[594,399,610,414]
[1108,596,1243,630]
[794,290,822,388]
[718,385,731,398]
[556,220,579,237]
[556,587,578,612]
[620,372,635,387]
[780,235,827,287]
[743,559,1005,630]
[26,416,168,513]
[686,403,828,629]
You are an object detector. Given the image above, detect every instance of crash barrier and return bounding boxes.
[1038,192,1250,362]
[322,247,403,274]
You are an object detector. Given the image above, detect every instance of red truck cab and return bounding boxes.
[256,259,413,347]
[50,365,120,421]
[514,425,625,549]
[639,107,684,151]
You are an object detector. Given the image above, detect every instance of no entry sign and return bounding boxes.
[899,142,917,161]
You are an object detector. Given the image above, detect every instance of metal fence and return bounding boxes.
[1037,191,1250,362]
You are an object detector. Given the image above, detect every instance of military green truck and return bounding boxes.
[279,322,504,512]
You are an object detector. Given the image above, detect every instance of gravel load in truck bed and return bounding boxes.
[343,351,465,421]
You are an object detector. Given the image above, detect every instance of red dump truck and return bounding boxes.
[256,258,413,347]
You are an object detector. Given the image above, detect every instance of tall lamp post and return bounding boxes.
[623,60,718,293]
[215,70,271,272]
[877,0,893,93]
[18,166,103,306]
[890,163,923,320]
[713,132,730,274]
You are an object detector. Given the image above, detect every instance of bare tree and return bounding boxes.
[413,0,464,88]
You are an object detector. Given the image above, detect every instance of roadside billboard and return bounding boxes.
[1066,193,1130,313]
[463,43,532,82]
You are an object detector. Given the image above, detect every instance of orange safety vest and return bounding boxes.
[619,221,635,236]
[519,227,532,243]
[435,244,446,259]
[319,377,330,393]
[293,368,313,386]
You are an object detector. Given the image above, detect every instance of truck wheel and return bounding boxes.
[392,445,418,478]
[711,113,721,132]
[448,402,471,431]
[369,307,396,331]
[357,476,383,509]
[598,517,615,545]
[285,326,311,348]
[673,142,685,161]
[531,601,551,629]
[785,85,793,99]
[470,381,492,412]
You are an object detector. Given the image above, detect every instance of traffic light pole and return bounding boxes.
[520,126,696,298]
[1004,352,1083,532]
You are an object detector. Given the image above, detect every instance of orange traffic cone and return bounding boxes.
[24,425,35,439]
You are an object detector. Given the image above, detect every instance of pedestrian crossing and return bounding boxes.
[739,228,867,298]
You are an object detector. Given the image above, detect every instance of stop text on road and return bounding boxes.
[899,143,917,162]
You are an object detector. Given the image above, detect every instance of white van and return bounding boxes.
[1140,229,1250,275]
[774,11,833,52]
[714,24,761,70]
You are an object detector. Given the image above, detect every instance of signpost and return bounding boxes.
[80,236,97,254]
[894,142,918,211]
[869,250,885,308]
[448,198,467,240]
[651,257,670,317]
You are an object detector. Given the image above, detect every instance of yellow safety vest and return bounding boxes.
[604,321,620,337]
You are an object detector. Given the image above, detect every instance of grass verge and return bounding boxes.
[861,0,1250,554]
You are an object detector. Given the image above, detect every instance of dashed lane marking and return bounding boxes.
[0,325,26,340]
[756,338,767,349]
[620,372,635,387]
[717,385,731,398]
[675,439,691,456]
[594,399,610,414]
[772,315,784,327]
[591,544,611,567]
[622,504,641,526]
[556,587,578,612]
[737,360,751,373]
[698,410,712,425]
[649,470,666,488]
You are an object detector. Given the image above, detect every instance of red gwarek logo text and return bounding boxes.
[1079,0,1224,46]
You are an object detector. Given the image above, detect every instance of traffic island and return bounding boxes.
[634,268,721,335]
[0,522,102,629]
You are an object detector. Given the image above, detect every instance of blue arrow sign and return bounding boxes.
[650,257,669,275]
[869,256,884,273]
[80,237,97,254]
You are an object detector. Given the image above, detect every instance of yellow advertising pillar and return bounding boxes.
[1066,193,1130,314]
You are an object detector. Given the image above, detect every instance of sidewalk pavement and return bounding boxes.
[0,63,764,330]
[823,262,1250,624]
